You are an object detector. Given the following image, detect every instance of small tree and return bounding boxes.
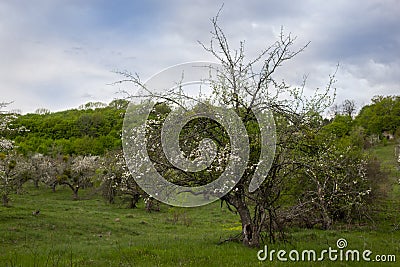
[100,150,142,207]
[293,137,371,229]
[0,151,30,205]
[57,155,98,200]
[342,99,356,117]
[0,102,27,205]
[0,150,16,206]
[99,151,121,204]
[29,153,56,189]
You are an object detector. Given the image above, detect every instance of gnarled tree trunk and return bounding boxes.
[224,193,261,247]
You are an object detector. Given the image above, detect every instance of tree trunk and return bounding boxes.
[2,194,9,206]
[51,183,56,192]
[317,187,332,230]
[15,181,23,194]
[226,194,261,247]
[321,207,332,230]
[128,193,140,209]
[238,205,260,247]
[61,182,79,200]
[145,198,160,212]
[73,188,79,200]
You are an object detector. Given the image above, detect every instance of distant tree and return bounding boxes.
[41,158,59,192]
[0,102,17,205]
[329,103,340,117]
[0,151,30,205]
[322,114,353,138]
[356,95,400,135]
[0,106,30,204]
[100,150,143,208]
[76,113,105,137]
[0,148,14,206]
[108,99,129,110]
[342,99,356,117]
[9,109,22,115]
[329,99,356,118]
[78,102,107,110]
[0,102,19,147]
[35,108,51,115]
[56,155,98,200]
[100,150,125,204]
[29,153,55,188]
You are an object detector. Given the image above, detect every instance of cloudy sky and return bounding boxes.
[1,0,399,113]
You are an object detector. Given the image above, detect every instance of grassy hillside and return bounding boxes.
[6,101,126,156]
[1,168,399,267]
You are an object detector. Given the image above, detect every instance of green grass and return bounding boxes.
[370,141,400,232]
[1,142,400,266]
[371,141,400,199]
[1,186,399,266]
[0,186,254,266]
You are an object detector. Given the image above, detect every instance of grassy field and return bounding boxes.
[1,143,399,266]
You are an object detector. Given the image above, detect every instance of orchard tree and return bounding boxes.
[0,150,29,205]
[290,133,372,229]
[118,13,342,246]
[100,150,143,207]
[99,151,122,204]
[1,105,29,198]
[56,155,98,200]
[29,153,56,189]
[0,102,22,205]
[1,102,17,152]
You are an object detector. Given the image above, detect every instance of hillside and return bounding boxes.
[5,100,128,156]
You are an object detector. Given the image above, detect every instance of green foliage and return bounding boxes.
[322,115,353,138]
[6,100,127,156]
[355,95,400,135]
[0,151,30,205]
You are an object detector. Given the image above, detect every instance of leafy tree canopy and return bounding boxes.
[4,100,128,156]
[355,95,400,135]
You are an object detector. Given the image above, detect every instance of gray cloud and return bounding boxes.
[0,0,399,113]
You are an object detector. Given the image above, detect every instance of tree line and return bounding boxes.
[3,99,128,156]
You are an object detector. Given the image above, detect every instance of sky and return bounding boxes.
[1,0,399,114]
